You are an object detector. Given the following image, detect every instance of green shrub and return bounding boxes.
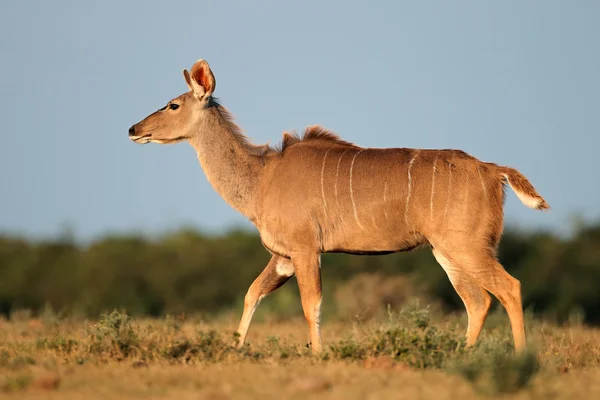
[456,347,540,395]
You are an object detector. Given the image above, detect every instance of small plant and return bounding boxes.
[328,304,466,368]
[0,351,10,367]
[163,314,182,333]
[196,329,228,360]
[165,329,233,363]
[457,347,540,395]
[368,323,465,368]
[87,309,140,358]
[260,335,300,360]
[372,304,465,368]
[400,303,431,329]
[1,374,33,393]
[329,339,367,360]
[36,335,79,353]
[39,302,67,328]
[0,351,36,371]
[9,356,36,370]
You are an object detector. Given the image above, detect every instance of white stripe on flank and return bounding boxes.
[371,215,379,228]
[349,149,366,230]
[477,167,487,198]
[320,148,332,221]
[405,151,419,224]
[430,153,438,220]
[383,181,388,203]
[462,178,470,217]
[335,149,350,223]
[443,154,455,220]
[383,180,389,219]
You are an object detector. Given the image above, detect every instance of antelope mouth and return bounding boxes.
[130,135,188,144]
[130,135,152,144]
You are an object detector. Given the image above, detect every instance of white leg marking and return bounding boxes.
[320,148,332,221]
[443,154,455,221]
[371,214,379,228]
[349,149,366,230]
[248,294,266,328]
[430,153,438,220]
[405,151,419,225]
[314,296,323,335]
[313,259,323,344]
[335,149,350,224]
[275,260,295,277]
[254,294,266,312]
[477,167,487,199]
[238,293,266,343]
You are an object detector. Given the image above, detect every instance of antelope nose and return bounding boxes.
[128,125,136,136]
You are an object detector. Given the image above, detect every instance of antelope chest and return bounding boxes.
[257,227,290,258]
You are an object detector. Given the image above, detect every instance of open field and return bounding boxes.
[1,305,600,399]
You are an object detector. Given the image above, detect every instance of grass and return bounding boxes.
[1,303,600,399]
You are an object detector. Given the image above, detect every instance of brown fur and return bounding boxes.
[212,99,273,157]
[277,125,361,152]
[128,59,550,354]
[228,122,360,155]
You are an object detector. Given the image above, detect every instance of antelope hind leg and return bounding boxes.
[432,248,492,347]
[437,247,526,352]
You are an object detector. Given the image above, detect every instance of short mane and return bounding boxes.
[212,99,358,156]
[276,125,359,152]
[212,98,274,157]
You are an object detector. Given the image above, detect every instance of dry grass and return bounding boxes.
[1,304,600,399]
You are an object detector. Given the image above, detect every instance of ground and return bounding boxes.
[1,305,600,399]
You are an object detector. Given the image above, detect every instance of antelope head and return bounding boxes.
[128,59,216,144]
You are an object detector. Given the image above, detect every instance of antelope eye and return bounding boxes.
[169,103,180,110]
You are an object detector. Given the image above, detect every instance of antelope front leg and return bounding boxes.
[236,255,294,348]
[292,252,323,354]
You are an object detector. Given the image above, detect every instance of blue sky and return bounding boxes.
[1,1,598,242]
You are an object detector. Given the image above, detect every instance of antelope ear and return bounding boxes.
[185,59,216,100]
[183,69,193,92]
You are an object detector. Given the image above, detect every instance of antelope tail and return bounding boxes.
[499,166,550,210]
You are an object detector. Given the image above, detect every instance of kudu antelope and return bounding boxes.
[128,59,549,354]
